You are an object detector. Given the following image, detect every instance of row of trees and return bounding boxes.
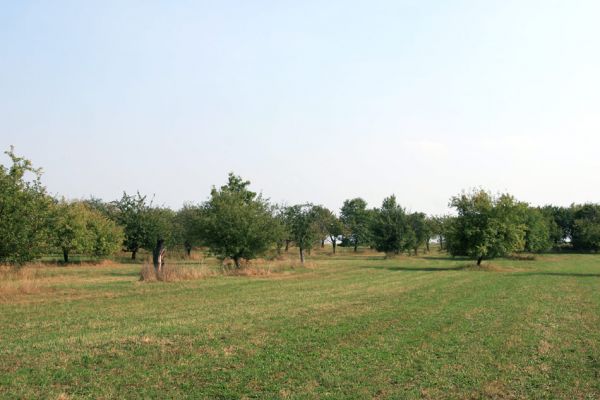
[2,148,600,266]
[0,148,125,263]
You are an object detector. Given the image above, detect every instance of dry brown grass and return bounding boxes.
[139,257,313,282]
[0,265,44,297]
[139,263,214,282]
[222,257,315,276]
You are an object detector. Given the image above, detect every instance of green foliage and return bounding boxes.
[326,212,345,253]
[52,201,93,261]
[112,192,175,259]
[521,207,552,253]
[312,205,339,246]
[540,205,574,247]
[0,147,52,263]
[87,210,124,257]
[175,204,205,255]
[407,212,430,255]
[113,192,150,258]
[200,173,279,266]
[83,196,118,220]
[51,200,123,261]
[272,205,292,254]
[146,207,178,247]
[284,204,320,261]
[447,190,526,265]
[340,198,371,251]
[370,196,413,255]
[428,215,452,251]
[571,204,600,252]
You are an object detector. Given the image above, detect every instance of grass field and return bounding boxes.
[1,249,600,399]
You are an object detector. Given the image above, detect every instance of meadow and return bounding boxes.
[1,248,599,399]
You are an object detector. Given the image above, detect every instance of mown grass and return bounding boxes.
[1,249,599,399]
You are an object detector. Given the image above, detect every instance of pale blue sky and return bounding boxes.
[2,1,599,214]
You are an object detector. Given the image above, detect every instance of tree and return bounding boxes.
[313,206,333,248]
[407,212,430,255]
[521,207,552,253]
[52,200,123,262]
[113,192,154,260]
[146,207,177,272]
[0,147,52,264]
[87,209,124,258]
[428,215,451,251]
[285,204,320,263]
[446,190,526,265]
[571,204,600,252]
[52,201,93,262]
[370,196,414,256]
[175,203,204,257]
[83,196,118,220]
[273,205,292,255]
[311,205,345,254]
[200,173,279,268]
[327,214,345,254]
[540,205,574,248]
[340,198,371,252]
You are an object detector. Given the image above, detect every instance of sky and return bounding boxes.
[1,0,599,215]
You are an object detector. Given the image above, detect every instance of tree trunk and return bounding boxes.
[152,239,166,273]
[184,242,192,257]
[332,238,337,254]
[299,247,305,263]
[233,257,241,269]
[414,247,418,256]
[131,249,137,260]
[63,249,69,263]
[426,240,430,252]
[285,240,290,252]
[477,256,483,266]
[354,242,358,252]
[321,239,325,248]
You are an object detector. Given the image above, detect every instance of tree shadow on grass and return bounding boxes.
[418,256,469,261]
[510,272,600,278]
[107,271,140,277]
[363,264,470,272]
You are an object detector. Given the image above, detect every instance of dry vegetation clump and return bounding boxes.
[0,265,43,296]
[139,263,214,282]
[221,257,315,276]
[139,256,312,283]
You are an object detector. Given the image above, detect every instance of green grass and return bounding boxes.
[1,250,600,399]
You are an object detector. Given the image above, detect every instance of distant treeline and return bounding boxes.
[1,148,599,267]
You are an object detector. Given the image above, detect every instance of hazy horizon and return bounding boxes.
[2,1,599,214]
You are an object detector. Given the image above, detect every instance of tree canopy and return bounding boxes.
[200,173,279,267]
[51,200,123,262]
[370,195,413,256]
[0,148,52,263]
[284,204,320,263]
[446,190,526,265]
[340,198,371,252]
